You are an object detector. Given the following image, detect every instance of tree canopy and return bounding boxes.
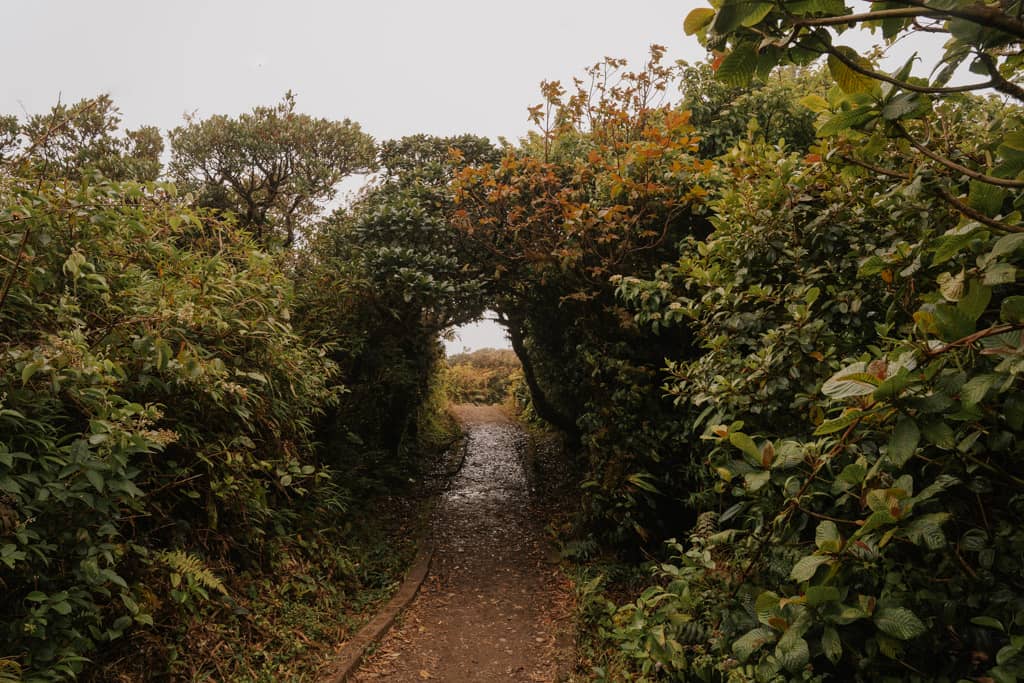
[169,92,376,248]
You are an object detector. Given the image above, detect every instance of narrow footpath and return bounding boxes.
[351,405,574,682]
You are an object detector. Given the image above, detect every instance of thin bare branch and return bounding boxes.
[793,7,942,27]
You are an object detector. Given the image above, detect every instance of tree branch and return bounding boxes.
[975,52,1024,103]
[792,7,942,28]
[839,154,912,180]
[895,123,1024,188]
[821,42,998,96]
[923,323,1024,358]
[0,225,31,315]
[934,187,1024,233]
[892,0,1024,40]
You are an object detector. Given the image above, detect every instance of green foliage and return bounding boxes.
[681,62,822,157]
[599,8,1024,672]
[0,146,339,677]
[3,95,163,182]
[445,347,520,404]
[169,92,376,248]
[453,49,714,546]
[293,133,495,479]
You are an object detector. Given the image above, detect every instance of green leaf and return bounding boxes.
[817,106,876,137]
[788,0,846,13]
[891,52,918,83]
[828,49,878,94]
[958,280,991,322]
[874,607,927,640]
[716,42,759,87]
[745,470,771,492]
[834,463,867,489]
[909,475,960,506]
[971,616,1005,632]
[772,441,805,470]
[805,585,841,606]
[756,591,781,625]
[969,180,1006,217]
[1001,296,1024,323]
[857,510,897,536]
[776,636,810,672]
[903,512,950,549]
[960,374,997,407]
[814,410,863,435]
[713,0,775,33]
[822,362,879,398]
[989,232,1024,260]
[733,626,777,662]
[874,369,912,401]
[740,2,774,25]
[932,304,975,342]
[798,94,830,113]
[25,591,47,602]
[790,555,831,582]
[730,431,761,463]
[20,362,41,385]
[858,255,887,276]
[626,473,660,494]
[683,7,715,35]
[920,419,955,449]
[887,418,919,467]
[822,626,842,664]
[815,520,841,552]
[85,469,105,493]
[834,603,868,625]
[983,262,1016,286]
[881,92,924,121]
[932,228,981,265]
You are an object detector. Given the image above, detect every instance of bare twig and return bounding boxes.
[0,224,31,314]
[922,323,1023,357]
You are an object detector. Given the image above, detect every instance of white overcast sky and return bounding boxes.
[3,0,710,141]
[2,1,944,352]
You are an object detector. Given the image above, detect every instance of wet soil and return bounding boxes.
[351,405,574,682]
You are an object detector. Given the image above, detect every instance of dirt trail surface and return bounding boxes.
[351,405,574,682]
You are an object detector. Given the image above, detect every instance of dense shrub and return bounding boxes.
[445,348,520,404]
[579,2,1024,677]
[0,174,338,678]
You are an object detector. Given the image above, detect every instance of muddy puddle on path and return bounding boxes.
[351,405,573,682]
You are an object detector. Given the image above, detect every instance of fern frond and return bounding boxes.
[0,658,22,683]
[155,550,228,595]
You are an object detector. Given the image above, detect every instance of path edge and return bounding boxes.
[317,542,434,682]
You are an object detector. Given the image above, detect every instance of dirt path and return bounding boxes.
[351,405,573,682]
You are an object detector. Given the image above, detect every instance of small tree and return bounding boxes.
[169,92,376,248]
[3,95,163,182]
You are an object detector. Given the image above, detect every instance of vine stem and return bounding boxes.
[922,323,1024,358]
[0,224,31,315]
